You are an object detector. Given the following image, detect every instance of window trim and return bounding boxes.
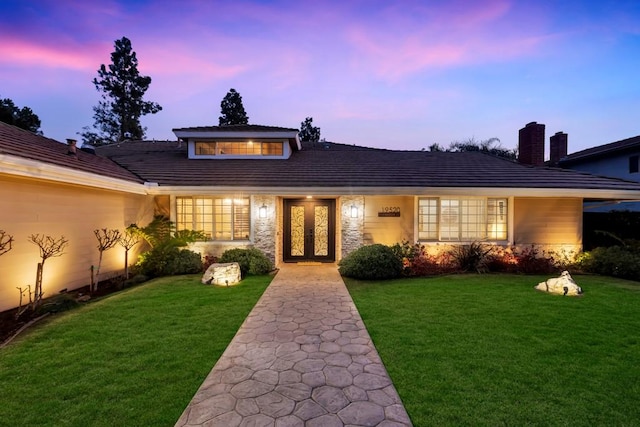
[417,196,508,242]
[192,140,286,159]
[175,196,251,241]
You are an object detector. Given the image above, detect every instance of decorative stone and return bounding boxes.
[201,262,241,286]
[535,270,583,296]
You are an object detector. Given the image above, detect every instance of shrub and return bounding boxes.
[339,244,403,280]
[449,241,494,273]
[578,246,640,281]
[512,245,558,275]
[218,248,272,277]
[136,245,203,278]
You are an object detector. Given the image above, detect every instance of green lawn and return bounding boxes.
[345,274,640,427]
[0,274,271,426]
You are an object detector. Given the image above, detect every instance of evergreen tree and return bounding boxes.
[0,97,42,134]
[298,117,321,142]
[81,37,162,145]
[219,88,248,125]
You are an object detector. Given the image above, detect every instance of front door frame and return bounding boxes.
[283,198,336,262]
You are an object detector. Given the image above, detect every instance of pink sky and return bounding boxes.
[1,0,639,154]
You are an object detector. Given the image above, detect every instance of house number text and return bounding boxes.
[378,206,401,217]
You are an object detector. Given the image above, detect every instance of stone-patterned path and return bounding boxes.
[175,264,413,427]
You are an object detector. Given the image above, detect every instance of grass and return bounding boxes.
[345,274,640,427]
[0,274,271,426]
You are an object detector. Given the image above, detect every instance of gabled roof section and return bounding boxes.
[560,135,640,166]
[95,138,640,195]
[0,121,144,184]
[172,124,301,151]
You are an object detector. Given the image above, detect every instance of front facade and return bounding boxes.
[3,121,640,311]
[96,125,640,266]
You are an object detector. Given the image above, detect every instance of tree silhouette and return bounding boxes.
[81,37,162,145]
[219,88,249,125]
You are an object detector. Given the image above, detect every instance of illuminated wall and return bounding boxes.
[0,175,153,312]
[363,196,415,245]
[513,197,582,252]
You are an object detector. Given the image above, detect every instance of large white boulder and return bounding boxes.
[202,262,241,286]
[535,270,583,296]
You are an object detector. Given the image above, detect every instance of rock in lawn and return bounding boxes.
[535,270,583,296]
[202,262,241,286]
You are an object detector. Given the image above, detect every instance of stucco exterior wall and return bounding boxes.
[513,197,583,254]
[0,175,154,312]
[362,195,415,246]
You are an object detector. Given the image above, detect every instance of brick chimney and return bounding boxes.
[66,138,78,157]
[518,122,545,166]
[549,131,568,166]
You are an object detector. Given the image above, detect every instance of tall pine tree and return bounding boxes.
[219,88,248,125]
[82,37,162,145]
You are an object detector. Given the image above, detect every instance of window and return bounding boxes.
[629,155,639,174]
[418,197,508,241]
[176,197,250,240]
[195,141,283,156]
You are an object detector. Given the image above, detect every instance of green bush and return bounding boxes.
[339,244,403,280]
[218,248,272,277]
[136,245,203,278]
[449,241,494,273]
[578,246,640,281]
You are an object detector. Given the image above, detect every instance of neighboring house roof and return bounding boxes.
[559,135,640,166]
[0,121,144,184]
[95,139,640,194]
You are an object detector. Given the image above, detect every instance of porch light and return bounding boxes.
[259,204,268,218]
[350,205,358,218]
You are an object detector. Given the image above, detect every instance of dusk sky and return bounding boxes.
[1,0,639,155]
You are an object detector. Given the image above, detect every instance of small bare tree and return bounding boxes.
[119,227,141,280]
[28,234,69,310]
[92,228,121,292]
[0,229,14,256]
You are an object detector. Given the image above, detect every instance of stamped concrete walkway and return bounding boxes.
[175,264,413,427]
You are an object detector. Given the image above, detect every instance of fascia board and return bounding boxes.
[144,185,640,200]
[174,130,298,139]
[0,154,148,195]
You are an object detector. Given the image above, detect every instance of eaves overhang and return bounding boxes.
[143,185,640,200]
[0,154,148,195]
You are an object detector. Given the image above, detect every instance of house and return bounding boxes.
[557,135,640,211]
[0,122,154,312]
[3,120,640,312]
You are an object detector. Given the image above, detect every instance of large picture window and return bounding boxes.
[176,197,250,240]
[418,197,507,241]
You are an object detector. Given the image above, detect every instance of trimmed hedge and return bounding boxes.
[218,248,272,277]
[338,244,403,280]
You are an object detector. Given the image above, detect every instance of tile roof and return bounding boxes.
[0,121,144,183]
[560,135,640,166]
[95,139,640,192]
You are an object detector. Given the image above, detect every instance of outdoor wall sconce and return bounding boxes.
[350,205,358,218]
[259,204,268,218]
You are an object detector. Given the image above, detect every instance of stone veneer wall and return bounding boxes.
[252,195,277,264]
[340,195,365,259]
